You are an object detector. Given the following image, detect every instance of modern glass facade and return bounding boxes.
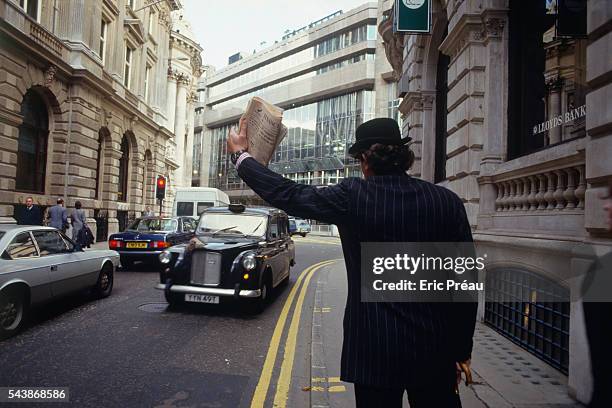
[208,90,376,190]
[211,52,375,111]
[208,24,377,99]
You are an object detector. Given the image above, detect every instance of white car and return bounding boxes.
[0,225,119,340]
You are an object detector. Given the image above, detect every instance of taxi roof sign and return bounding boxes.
[229,203,246,213]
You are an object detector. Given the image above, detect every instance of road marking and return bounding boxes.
[328,377,341,383]
[294,238,341,246]
[328,385,346,393]
[250,259,335,408]
[272,259,339,408]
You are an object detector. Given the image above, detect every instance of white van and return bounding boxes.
[172,187,230,218]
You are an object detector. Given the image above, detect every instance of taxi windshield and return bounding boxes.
[198,213,268,237]
[127,218,177,232]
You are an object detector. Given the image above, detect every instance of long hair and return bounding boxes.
[353,143,415,175]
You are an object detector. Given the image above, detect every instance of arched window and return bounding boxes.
[118,135,130,202]
[434,49,450,184]
[96,129,110,200]
[16,89,48,193]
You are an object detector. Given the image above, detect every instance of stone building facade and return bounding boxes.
[0,0,202,238]
[379,0,611,402]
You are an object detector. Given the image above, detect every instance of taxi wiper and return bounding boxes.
[211,226,241,235]
[243,220,264,237]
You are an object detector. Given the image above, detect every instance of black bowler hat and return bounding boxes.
[348,118,411,155]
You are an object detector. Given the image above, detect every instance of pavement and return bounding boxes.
[306,252,583,408]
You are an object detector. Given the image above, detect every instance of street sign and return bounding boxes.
[394,0,431,33]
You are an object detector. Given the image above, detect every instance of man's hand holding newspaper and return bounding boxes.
[227,97,287,166]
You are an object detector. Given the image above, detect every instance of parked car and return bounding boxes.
[288,218,297,235]
[0,225,119,340]
[156,204,295,312]
[108,216,197,269]
[290,218,311,237]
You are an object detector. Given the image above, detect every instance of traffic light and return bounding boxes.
[156,176,166,200]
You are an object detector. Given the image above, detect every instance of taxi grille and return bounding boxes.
[190,251,221,286]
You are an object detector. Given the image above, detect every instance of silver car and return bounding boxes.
[0,225,119,340]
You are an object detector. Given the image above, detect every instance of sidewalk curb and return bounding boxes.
[310,270,331,408]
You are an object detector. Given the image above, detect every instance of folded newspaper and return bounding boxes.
[240,97,287,166]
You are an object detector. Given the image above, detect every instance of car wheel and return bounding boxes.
[249,274,271,314]
[93,262,114,298]
[164,292,184,308]
[300,233,306,237]
[0,287,28,341]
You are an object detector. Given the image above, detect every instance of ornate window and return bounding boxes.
[19,0,40,21]
[124,46,133,88]
[16,89,48,193]
[434,50,450,184]
[507,0,587,159]
[118,135,130,202]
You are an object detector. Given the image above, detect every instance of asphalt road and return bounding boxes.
[0,236,344,408]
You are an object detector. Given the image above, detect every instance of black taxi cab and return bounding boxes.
[155,205,295,312]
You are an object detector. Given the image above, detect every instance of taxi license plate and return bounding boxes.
[185,294,219,304]
[126,242,148,249]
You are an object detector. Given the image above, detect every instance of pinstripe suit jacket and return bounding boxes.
[237,157,477,388]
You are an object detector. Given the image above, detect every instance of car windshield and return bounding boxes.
[198,213,267,237]
[127,218,177,232]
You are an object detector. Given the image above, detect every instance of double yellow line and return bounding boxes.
[250,259,338,408]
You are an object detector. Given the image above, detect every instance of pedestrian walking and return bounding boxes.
[582,180,612,408]
[17,196,42,225]
[228,117,477,407]
[70,201,87,245]
[47,198,68,232]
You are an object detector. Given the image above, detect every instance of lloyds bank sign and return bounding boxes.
[394,0,431,33]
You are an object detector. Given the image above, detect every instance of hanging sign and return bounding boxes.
[394,0,431,33]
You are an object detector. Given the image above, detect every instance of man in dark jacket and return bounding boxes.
[228,117,476,407]
[18,197,42,225]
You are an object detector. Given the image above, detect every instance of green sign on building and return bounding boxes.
[394,0,431,33]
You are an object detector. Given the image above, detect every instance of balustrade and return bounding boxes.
[493,165,585,212]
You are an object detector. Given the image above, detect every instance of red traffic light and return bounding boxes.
[156,176,166,200]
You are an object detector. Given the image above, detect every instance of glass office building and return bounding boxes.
[196,3,402,200]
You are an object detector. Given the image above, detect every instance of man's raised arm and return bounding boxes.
[228,120,349,225]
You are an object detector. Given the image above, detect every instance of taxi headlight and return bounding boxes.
[159,250,172,264]
[242,254,257,271]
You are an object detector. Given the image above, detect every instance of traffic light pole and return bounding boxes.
[159,198,163,217]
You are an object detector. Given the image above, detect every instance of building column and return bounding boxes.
[547,77,563,145]
[166,71,178,132]
[174,78,189,187]
[185,98,196,187]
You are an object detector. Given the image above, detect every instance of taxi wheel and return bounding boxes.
[93,262,114,298]
[250,274,271,314]
[0,286,28,341]
[165,292,184,308]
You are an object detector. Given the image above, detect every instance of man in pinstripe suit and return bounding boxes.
[229,117,477,407]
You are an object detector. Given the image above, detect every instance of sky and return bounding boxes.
[181,0,370,70]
